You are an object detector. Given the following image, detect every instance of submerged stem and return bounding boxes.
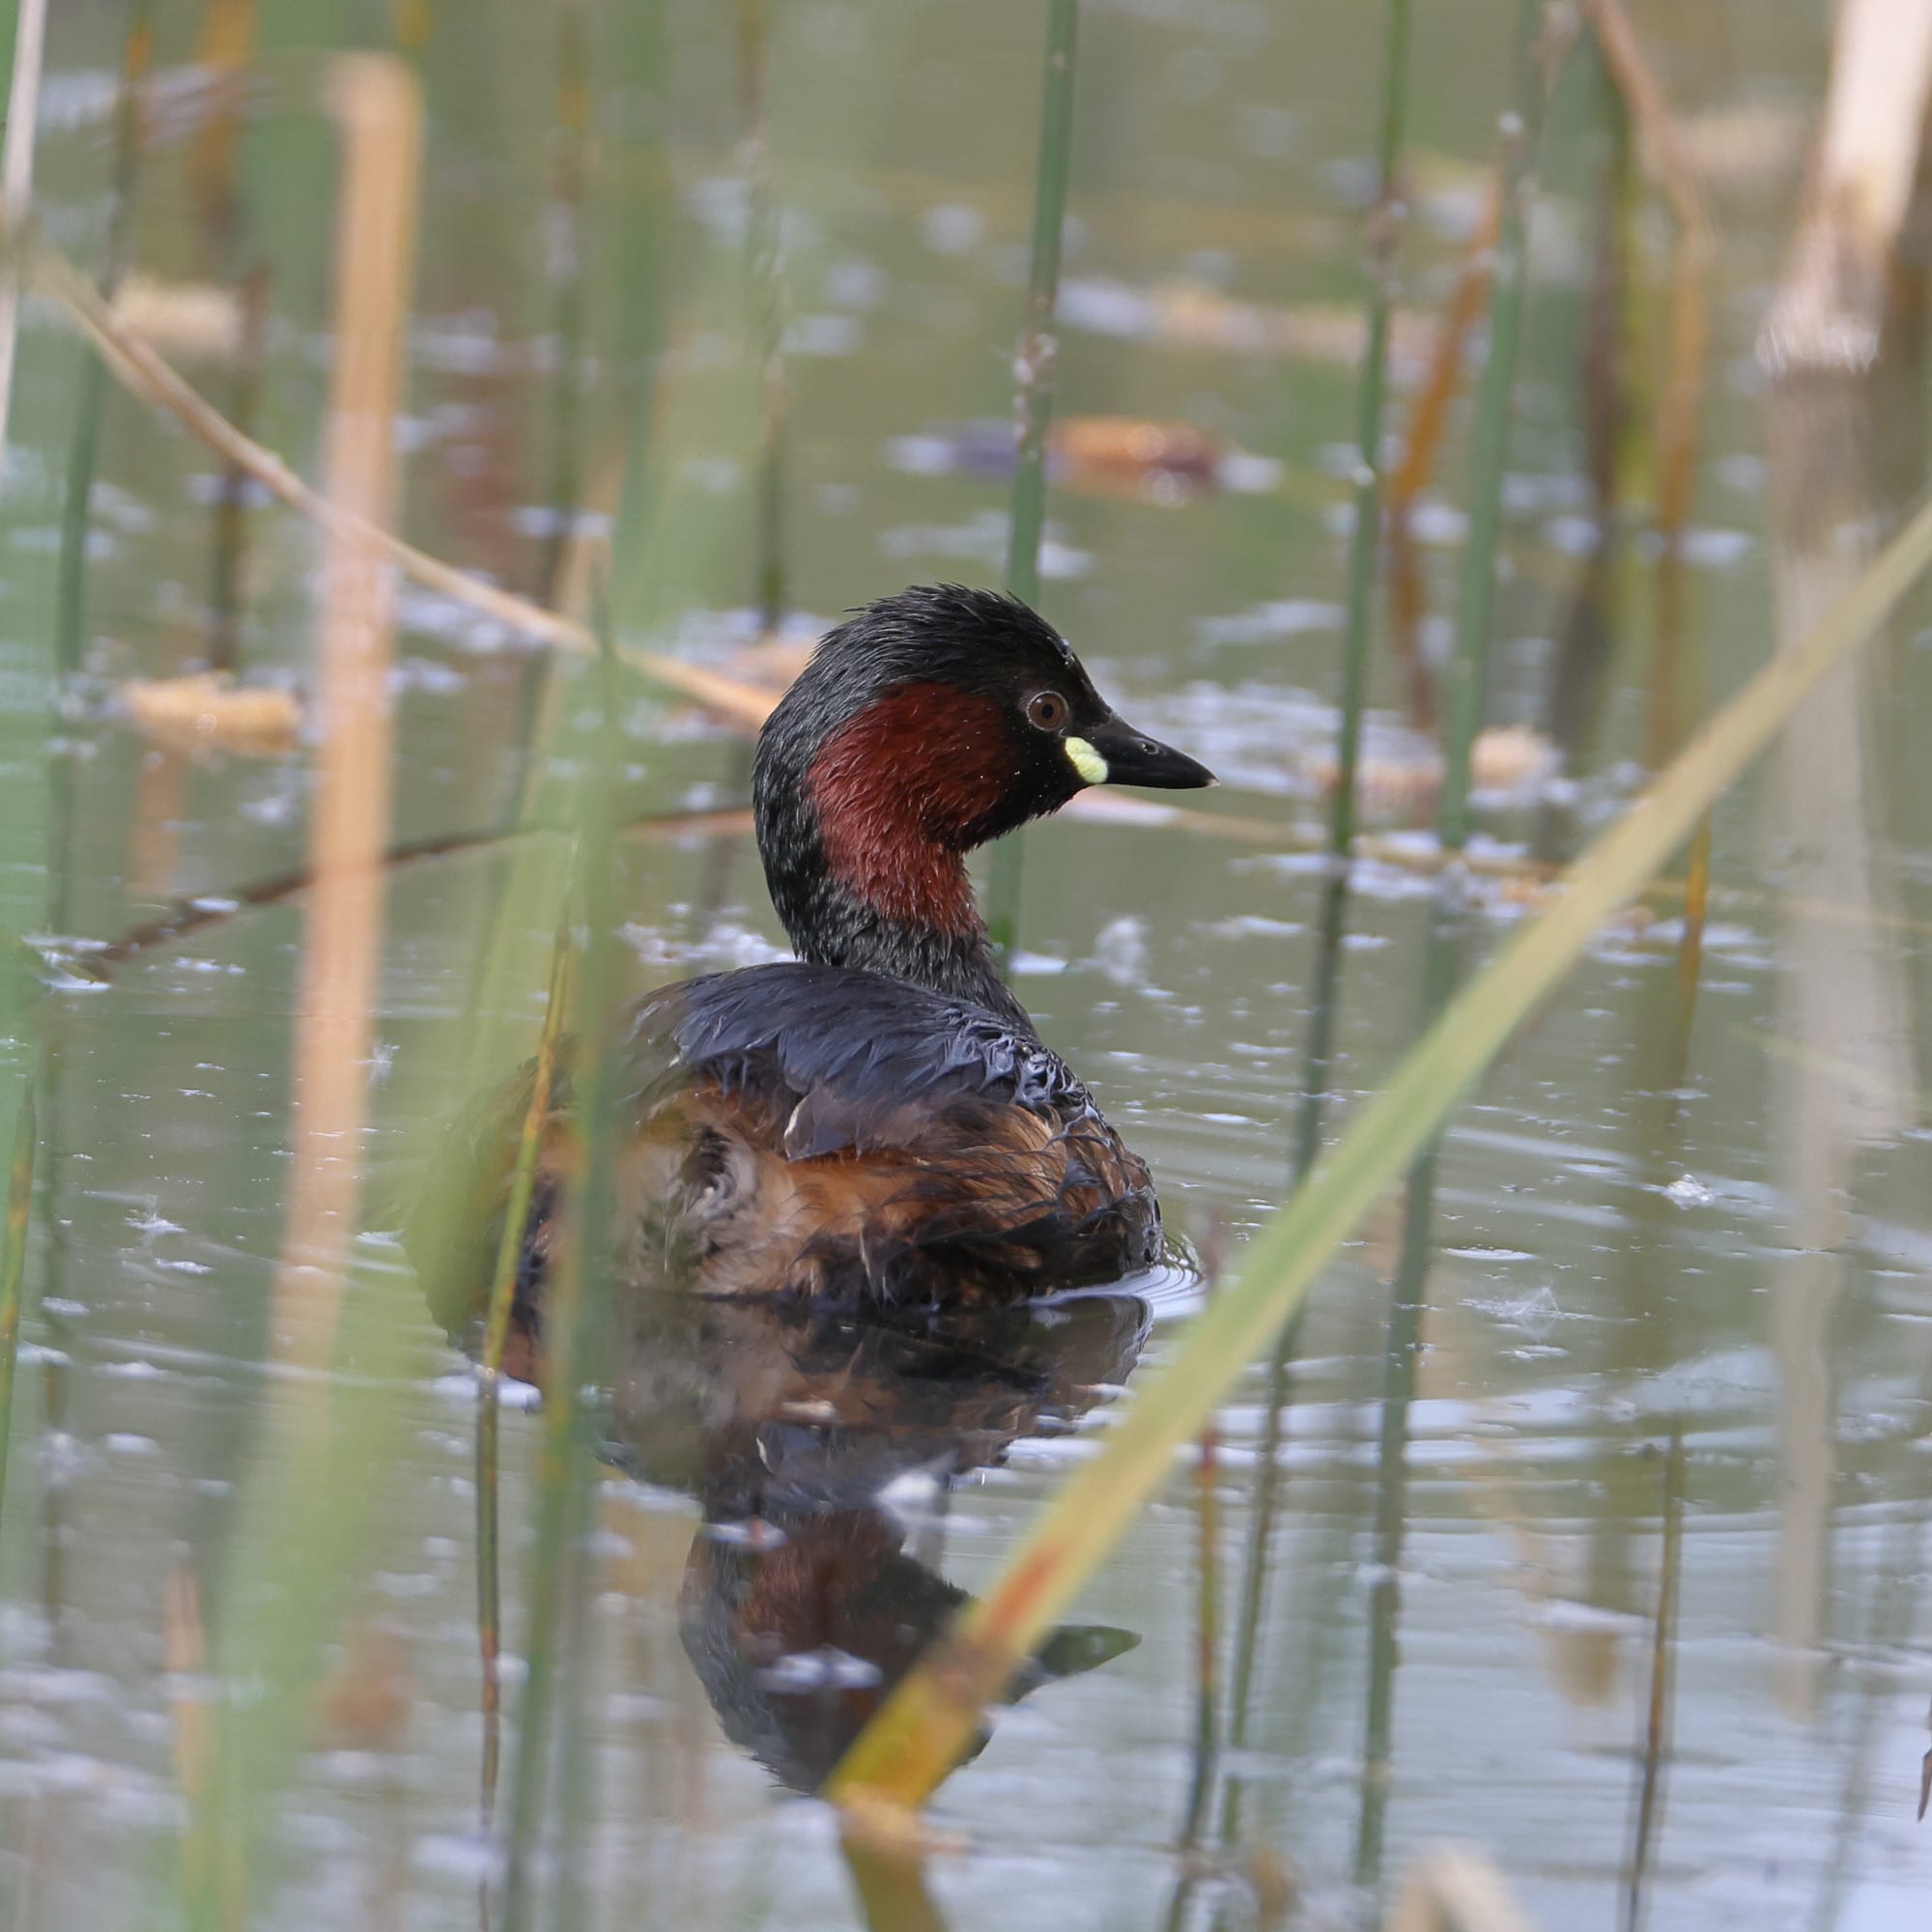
[55,0,153,681]
[476,930,575,1860]
[0,1086,38,1535]
[1351,901,1462,1893]
[1622,1427,1684,1932]
[500,618,628,1932]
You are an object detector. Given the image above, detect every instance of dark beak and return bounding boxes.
[1080,713,1215,790]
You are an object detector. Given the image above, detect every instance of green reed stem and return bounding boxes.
[1436,0,1548,853]
[985,0,1078,960]
[476,927,574,1855]
[737,0,789,634]
[532,0,591,610]
[1330,0,1413,859]
[501,613,627,1932]
[0,1084,38,1535]
[54,0,153,678]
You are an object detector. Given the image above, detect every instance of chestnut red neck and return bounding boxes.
[754,680,1034,1028]
[803,683,1011,939]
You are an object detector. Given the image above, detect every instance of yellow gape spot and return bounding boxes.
[1065,736,1109,785]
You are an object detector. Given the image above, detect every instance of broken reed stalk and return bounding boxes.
[1592,14,1712,548]
[55,0,154,680]
[1330,0,1414,859]
[0,0,51,477]
[737,0,790,633]
[28,237,776,732]
[187,0,257,267]
[1436,0,1548,854]
[1757,0,1932,379]
[501,617,628,1932]
[193,54,420,1918]
[1583,0,1717,1053]
[985,0,1079,959]
[1386,178,1501,735]
[824,458,1932,1820]
[0,1087,37,1535]
[532,0,592,610]
[476,931,575,1849]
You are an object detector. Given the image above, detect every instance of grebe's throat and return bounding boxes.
[753,681,1034,1028]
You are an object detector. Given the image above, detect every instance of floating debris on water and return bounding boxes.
[117,673,301,759]
[889,416,1280,502]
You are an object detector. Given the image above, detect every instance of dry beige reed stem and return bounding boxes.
[266,52,422,1382]
[0,0,50,475]
[29,244,776,731]
[1759,0,1932,376]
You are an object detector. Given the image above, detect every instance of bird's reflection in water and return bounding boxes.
[613,1292,1149,1791]
[427,1266,1151,1794]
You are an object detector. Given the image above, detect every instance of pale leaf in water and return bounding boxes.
[109,273,246,361]
[1307,724,1560,818]
[727,634,814,692]
[119,672,300,758]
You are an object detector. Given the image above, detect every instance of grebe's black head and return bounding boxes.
[752,583,1212,1021]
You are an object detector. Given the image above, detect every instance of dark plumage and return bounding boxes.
[411,582,1212,1333]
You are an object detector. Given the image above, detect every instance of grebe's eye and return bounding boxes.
[1026,691,1070,732]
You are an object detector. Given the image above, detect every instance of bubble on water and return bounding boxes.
[127,1204,184,1239]
[1663,1174,1715,1208]
[921,203,985,255]
[413,1832,506,1886]
[1091,916,1150,988]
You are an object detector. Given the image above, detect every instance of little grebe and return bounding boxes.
[415,583,1212,1334]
